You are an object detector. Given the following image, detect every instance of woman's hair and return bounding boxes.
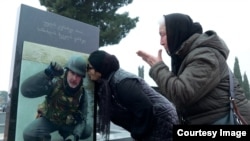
[88,50,120,79]
[158,15,165,26]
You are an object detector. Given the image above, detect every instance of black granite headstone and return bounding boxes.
[6,4,99,141]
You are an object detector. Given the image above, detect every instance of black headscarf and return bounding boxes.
[164,13,203,74]
[88,50,120,79]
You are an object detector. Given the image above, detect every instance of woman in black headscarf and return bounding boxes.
[137,13,250,125]
[87,50,179,141]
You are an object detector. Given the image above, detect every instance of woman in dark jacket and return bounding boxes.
[137,13,250,124]
[87,50,179,141]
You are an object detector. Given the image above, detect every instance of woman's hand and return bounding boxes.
[136,49,163,67]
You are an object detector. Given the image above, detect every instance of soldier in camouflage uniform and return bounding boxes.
[21,55,92,141]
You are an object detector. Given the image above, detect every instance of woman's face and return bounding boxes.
[87,64,101,81]
[66,70,82,88]
[159,24,169,54]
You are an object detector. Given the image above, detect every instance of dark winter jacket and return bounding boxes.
[150,31,250,124]
[102,69,179,141]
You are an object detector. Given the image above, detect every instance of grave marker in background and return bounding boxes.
[6,4,99,141]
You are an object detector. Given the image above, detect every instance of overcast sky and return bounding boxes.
[1,0,250,91]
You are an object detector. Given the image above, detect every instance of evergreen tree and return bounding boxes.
[0,91,8,104]
[233,57,243,86]
[243,72,250,100]
[39,0,139,47]
[233,57,250,99]
[138,65,144,79]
